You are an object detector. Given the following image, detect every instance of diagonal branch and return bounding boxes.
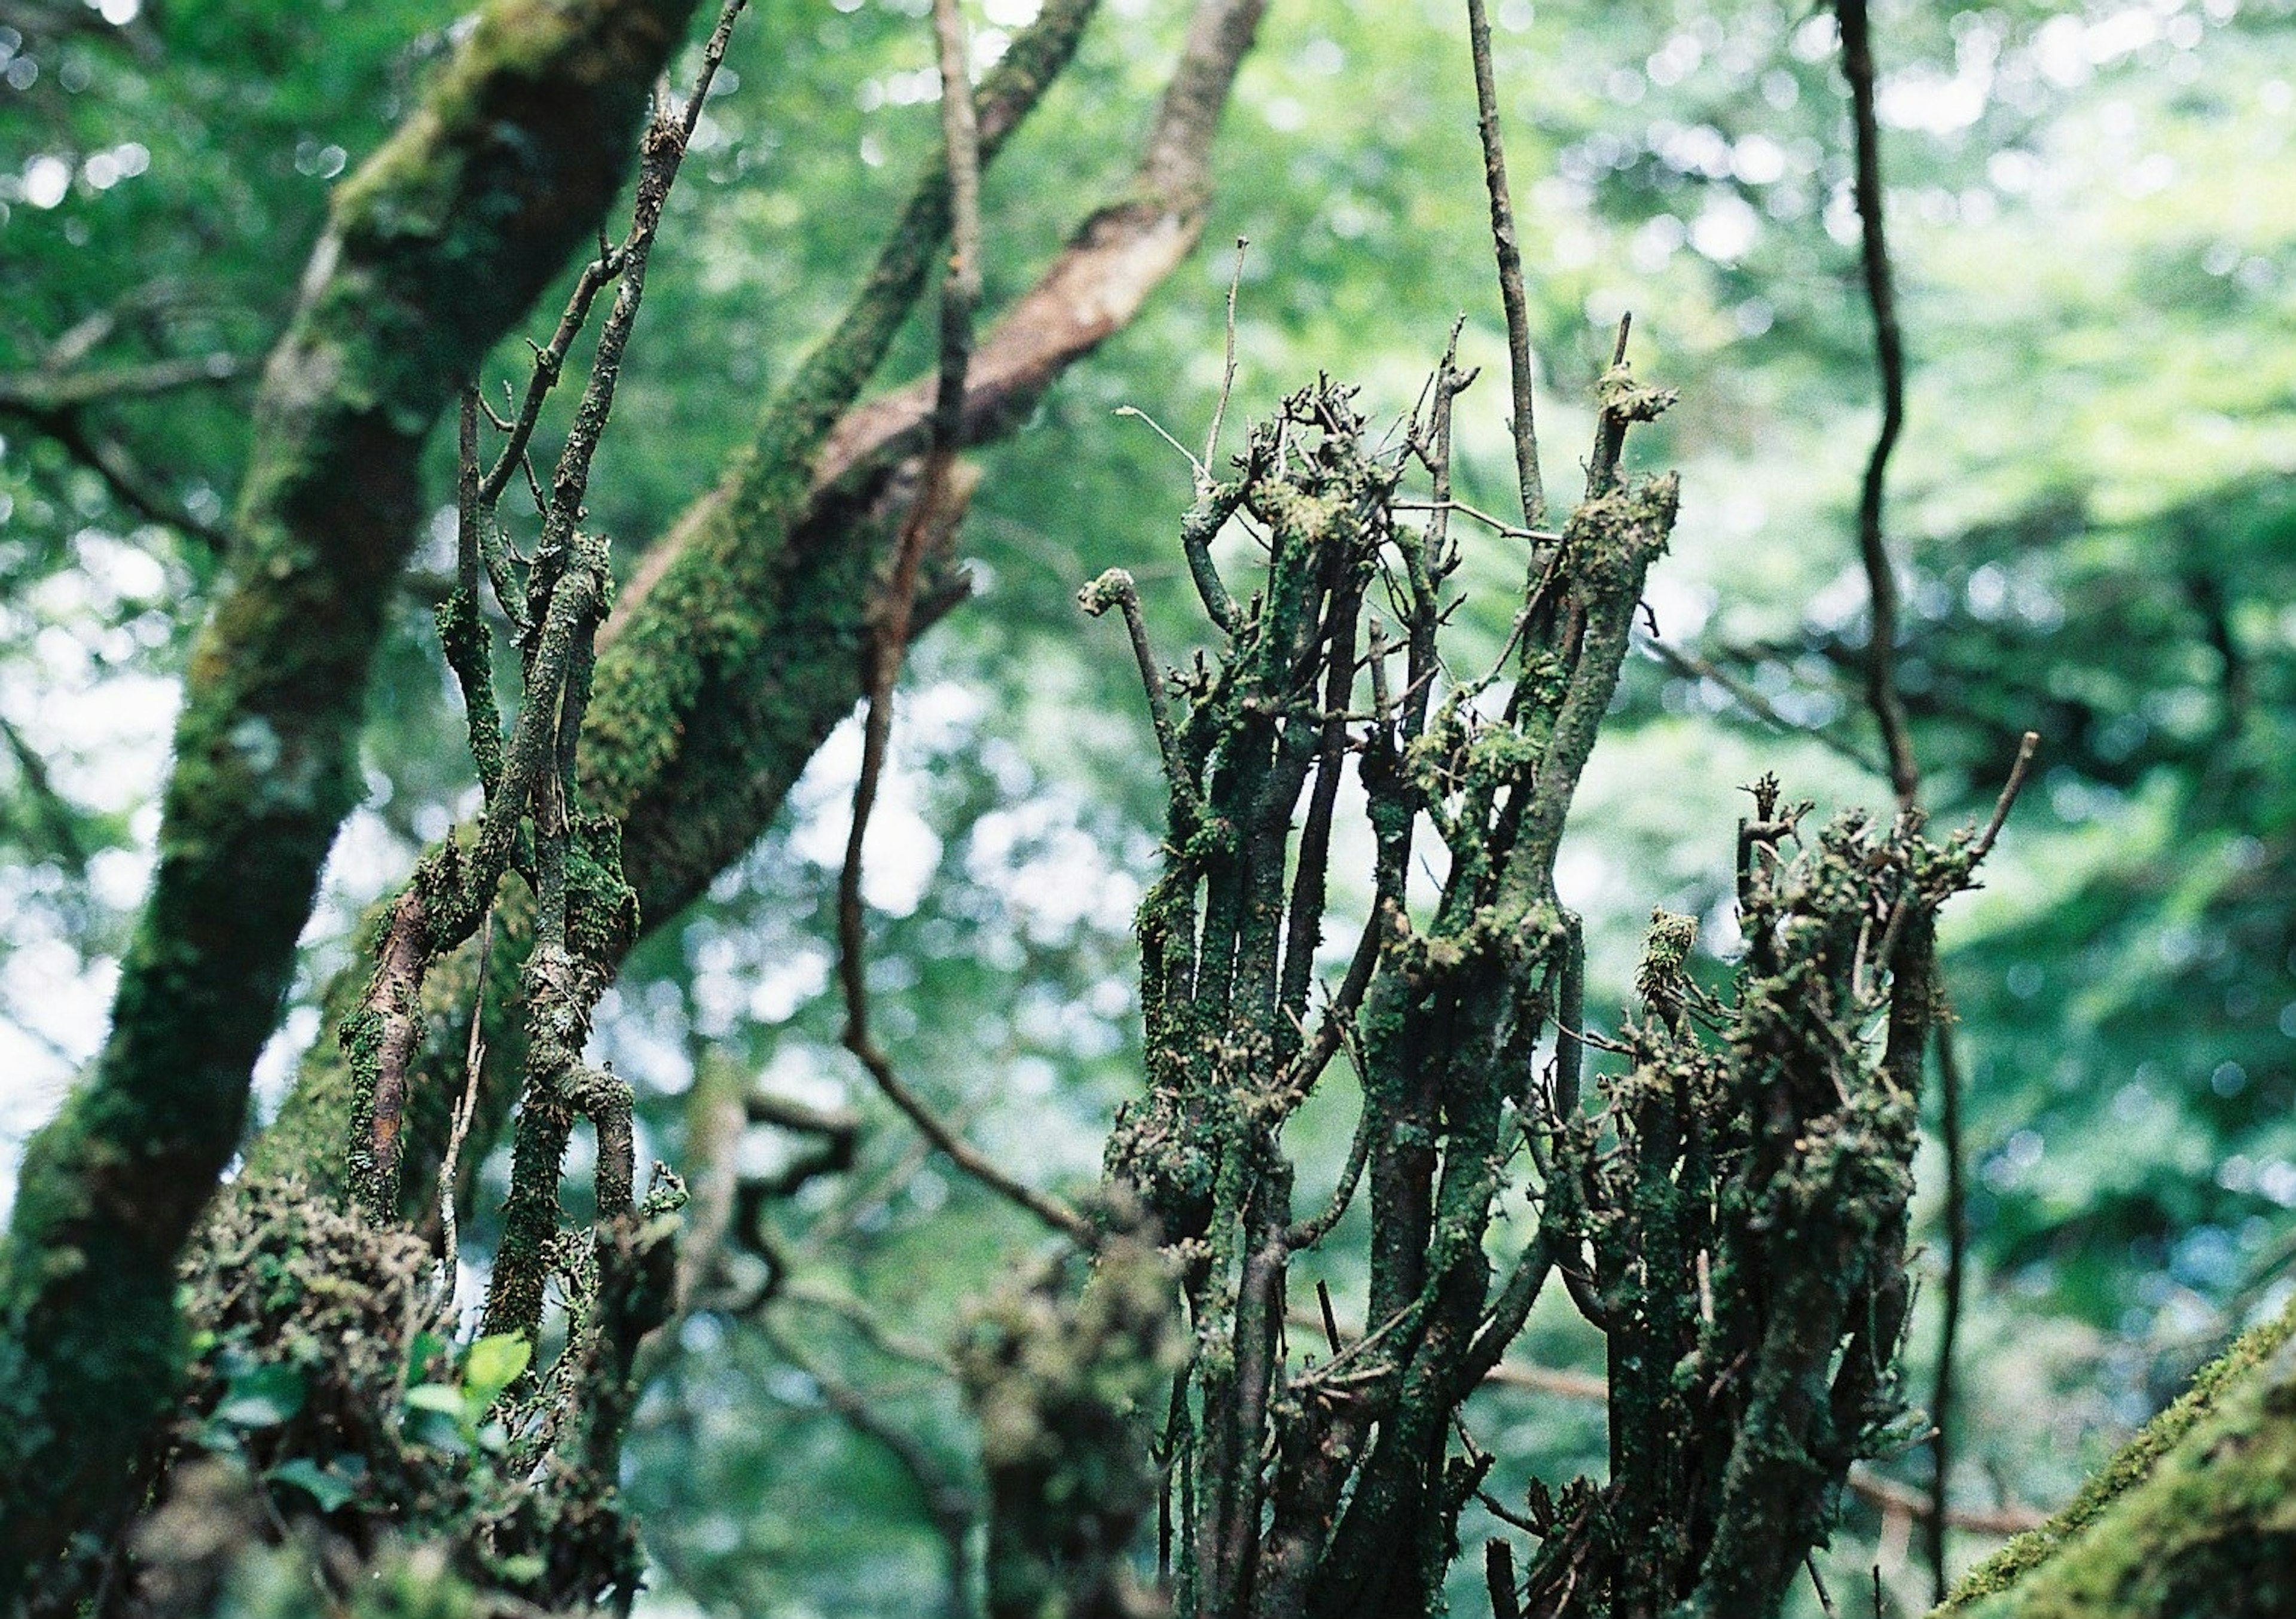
[607,0,1270,930]
[251,0,1270,1228]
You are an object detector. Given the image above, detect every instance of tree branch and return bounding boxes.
[1464,0,1545,530]
[0,352,243,413]
[250,0,1267,1233]
[1836,0,1919,812]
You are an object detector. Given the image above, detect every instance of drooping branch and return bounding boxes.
[0,0,706,1583]
[835,0,1093,1247]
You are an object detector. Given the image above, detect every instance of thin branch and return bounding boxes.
[1837,0,1919,811]
[1965,729,2040,869]
[780,1276,953,1375]
[1464,0,1544,530]
[1078,569,1189,795]
[0,711,90,871]
[0,352,243,413]
[478,255,621,508]
[1927,1012,1967,1605]
[762,1316,979,1619]
[16,405,231,551]
[1202,234,1248,477]
[1641,637,1883,775]
[1392,497,1556,543]
[836,1,1092,1249]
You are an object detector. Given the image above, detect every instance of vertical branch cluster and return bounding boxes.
[1509,786,1995,1618]
[1082,341,1683,1618]
[1086,359,2023,1618]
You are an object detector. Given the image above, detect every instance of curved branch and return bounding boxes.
[1836,0,1919,811]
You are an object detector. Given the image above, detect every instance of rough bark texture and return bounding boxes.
[0,0,702,1588]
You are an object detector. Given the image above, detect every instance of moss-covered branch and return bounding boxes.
[0,0,703,1588]
[1938,1296,2296,1618]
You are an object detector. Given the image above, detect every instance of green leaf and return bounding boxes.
[267,1458,357,1513]
[405,1328,446,1384]
[462,1332,532,1406]
[403,1383,467,1418]
[212,1361,307,1429]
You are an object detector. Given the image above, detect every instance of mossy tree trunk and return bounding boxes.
[0,0,704,1590]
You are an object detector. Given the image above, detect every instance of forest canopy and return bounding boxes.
[1,0,2293,1614]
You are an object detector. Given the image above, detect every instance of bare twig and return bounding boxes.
[1202,234,1248,478]
[1965,729,2041,869]
[478,255,621,509]
[1463,0,1545,529]
[1391,497,1556,543]
[1837,0,1919,811]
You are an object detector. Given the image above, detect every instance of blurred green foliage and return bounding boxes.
[3,0,2294,1612]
